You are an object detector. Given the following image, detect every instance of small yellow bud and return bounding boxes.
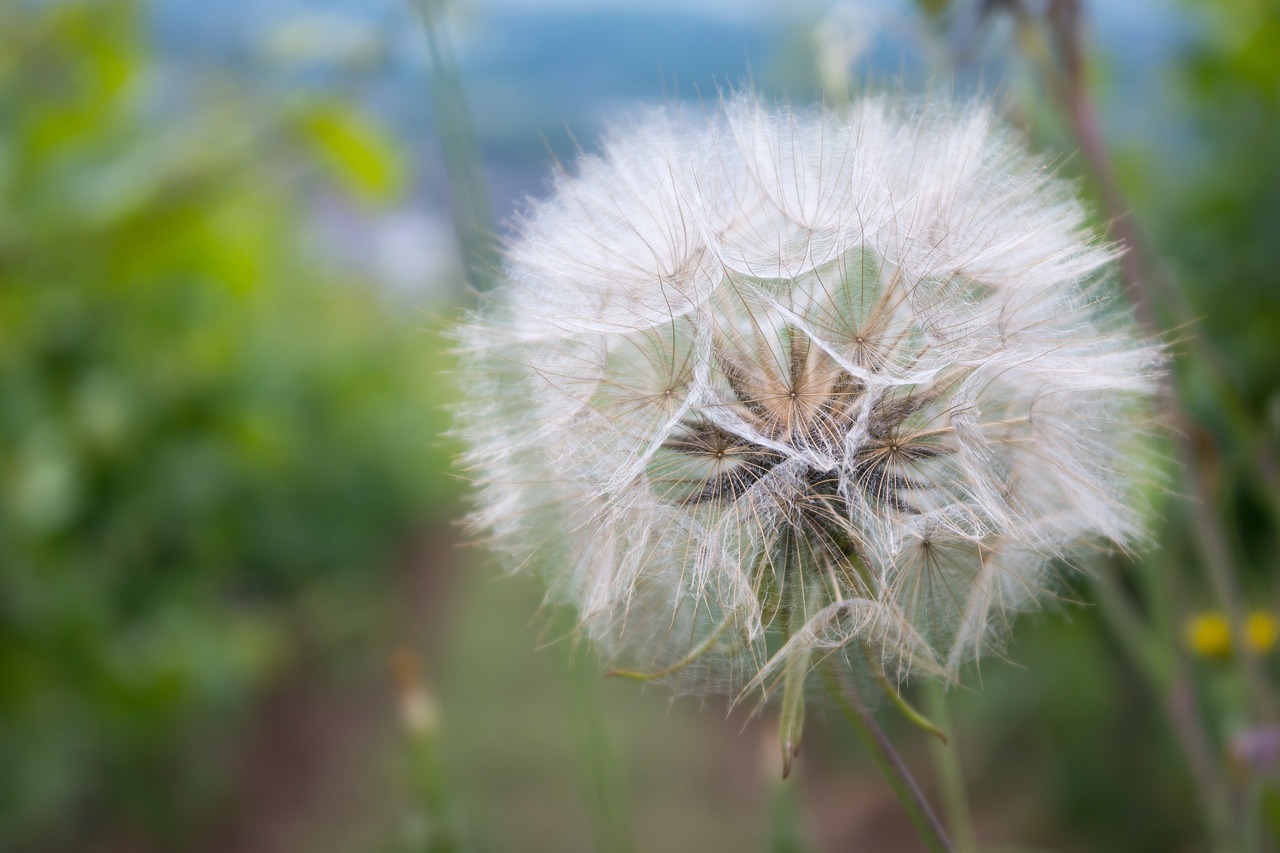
[1245,612,1278,654]
[391,647,439,738]
[1186,612,1232,659]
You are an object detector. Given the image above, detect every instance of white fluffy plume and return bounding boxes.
[457,94,1161,700]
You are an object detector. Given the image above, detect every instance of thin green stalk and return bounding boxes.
[922,683,978,853]
[1091,560,1170,683]
[606,619,729,682]
[1092,562,1235,846]
[413,0,500,293]
[766,758,818,853]
[864,650,948,745]
[392,650,462,853]
[824,664,953,853]
[560,639,635,853]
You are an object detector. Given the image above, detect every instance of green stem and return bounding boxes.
[863,649,948,745]
[923,682,978,853]
[412,0,500,293]
[561,639,635,853]
[766,759,819,853]
[409,710,459,853]
[392,651,462,853]
[1092,560,1171,684]
[1092,560,1235,845]
[606,619,729,682]
[824,664,953,853]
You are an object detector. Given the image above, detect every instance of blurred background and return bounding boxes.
[2,0,1278,851]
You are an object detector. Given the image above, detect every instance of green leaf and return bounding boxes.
[298,103,405,202]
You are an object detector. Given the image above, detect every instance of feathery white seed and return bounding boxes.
[457,94,1162,701]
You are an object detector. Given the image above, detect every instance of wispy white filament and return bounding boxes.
[458,94,1161,700]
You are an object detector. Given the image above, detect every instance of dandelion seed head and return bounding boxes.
[458,93,1162,701]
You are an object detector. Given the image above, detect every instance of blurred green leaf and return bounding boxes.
[298,102,406,203]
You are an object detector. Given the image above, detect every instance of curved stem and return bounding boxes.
[861,644,948,744]
[823,663,953,853]
[605,619,729,682]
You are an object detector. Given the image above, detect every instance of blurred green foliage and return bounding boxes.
[1164,0,1280,415]
[1146,0,1280,592]
[0,2,457,848]
[911,1,1280,849]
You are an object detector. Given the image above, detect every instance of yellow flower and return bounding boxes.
[1245,612,1278,654]
[1185,610,1278,658]
[1186,613,1232,659]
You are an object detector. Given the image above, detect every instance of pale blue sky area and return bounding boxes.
[148,0,1193,281]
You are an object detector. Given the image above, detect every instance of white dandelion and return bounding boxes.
[457,93,1161,713]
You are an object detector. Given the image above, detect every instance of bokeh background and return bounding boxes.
[3,0,1278,851]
